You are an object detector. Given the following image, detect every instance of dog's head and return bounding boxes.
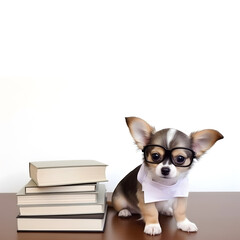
[126,117,223,184]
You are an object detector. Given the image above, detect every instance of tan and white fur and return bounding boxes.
[112,117,223,235]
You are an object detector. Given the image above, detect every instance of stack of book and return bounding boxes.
[16,160,108,232]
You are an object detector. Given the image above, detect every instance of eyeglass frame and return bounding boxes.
[142,144,196,167]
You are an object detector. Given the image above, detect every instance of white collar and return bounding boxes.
[137,163,189,203]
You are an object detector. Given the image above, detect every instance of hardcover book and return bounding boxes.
[25,180,96,194]
[29,160,107,186]
[19,184,106,216]
[17,206,108,232]
[17,185,99,205]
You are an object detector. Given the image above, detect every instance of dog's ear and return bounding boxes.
[125,117,155,149]
[191,129,223,158]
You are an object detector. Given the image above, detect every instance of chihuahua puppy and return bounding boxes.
[112,117,223,235]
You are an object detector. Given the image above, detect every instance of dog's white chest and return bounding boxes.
[155,199,174,216]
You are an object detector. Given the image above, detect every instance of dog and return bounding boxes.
[112,117,223,235]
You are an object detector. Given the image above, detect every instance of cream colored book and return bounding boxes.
[19,184,106,216]
[17,206,108,232]
[25,180,96,194]
[29,160,107,186]
[17,185,98,205]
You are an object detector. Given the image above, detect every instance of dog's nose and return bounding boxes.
[161,167,170,176]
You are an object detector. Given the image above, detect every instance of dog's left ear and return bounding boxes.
[191,129,223,158]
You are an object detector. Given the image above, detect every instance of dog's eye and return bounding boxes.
[151,153,161,162]
[175,155,186,164]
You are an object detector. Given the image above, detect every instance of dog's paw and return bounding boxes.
[118,209,132,217]
[144,223,162,235]
[177,218,198,232]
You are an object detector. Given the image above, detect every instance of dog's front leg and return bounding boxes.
[173,197,198,232]
[137,190,161,235]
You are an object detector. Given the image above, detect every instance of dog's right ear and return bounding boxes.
[125,117,154,149]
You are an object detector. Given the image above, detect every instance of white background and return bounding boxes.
[0,0,239,193]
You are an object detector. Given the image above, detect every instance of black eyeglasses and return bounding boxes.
[142,145,196,167]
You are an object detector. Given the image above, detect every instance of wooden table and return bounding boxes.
[0,193,240,240]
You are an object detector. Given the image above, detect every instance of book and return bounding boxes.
[17,206,108,232]
[17,185,99,205]
[25,180,96,194]
[19,184,106,216]
[29,160,107,186]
